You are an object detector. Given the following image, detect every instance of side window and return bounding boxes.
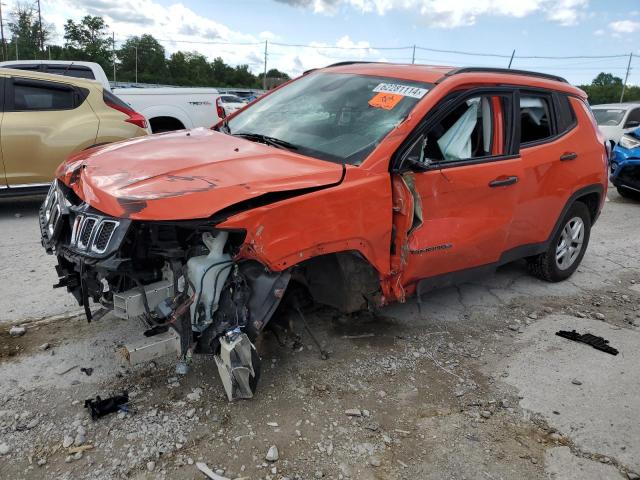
[407,94,506,165]
[555,94,577,134]
[519,93,553,144]
[624,108,640,128]
[11,79,78,111]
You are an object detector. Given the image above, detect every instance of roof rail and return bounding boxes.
[440,67,568,84]
[325,61,380,68]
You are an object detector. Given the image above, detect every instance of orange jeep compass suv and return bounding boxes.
[40,63,608,400]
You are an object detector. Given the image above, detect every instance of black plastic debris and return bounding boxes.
[84,392,129,420]
[80,367,93,376]
[556,330,619,355]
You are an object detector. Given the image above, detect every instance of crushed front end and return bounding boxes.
[39,180,289,400]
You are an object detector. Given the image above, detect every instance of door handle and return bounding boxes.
[560,152,578,161]
[489,176,518,188]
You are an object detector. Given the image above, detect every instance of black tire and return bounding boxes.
[617,186,640,201]
[527,202,591,282]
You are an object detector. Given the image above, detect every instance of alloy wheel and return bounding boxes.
[555,216,584,270]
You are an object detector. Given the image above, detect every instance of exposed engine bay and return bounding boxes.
[40,180,290,401]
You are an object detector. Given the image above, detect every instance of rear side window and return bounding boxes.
[555,94,577,134]
[9,78,85,111]
[45,65,96,80]
[519,93,553,144]
[624,108,640,128]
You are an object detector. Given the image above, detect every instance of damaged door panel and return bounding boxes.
[38,64,607,401]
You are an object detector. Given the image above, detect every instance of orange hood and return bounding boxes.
[58,128,344,221]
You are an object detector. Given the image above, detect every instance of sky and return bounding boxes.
[12,0,640,85]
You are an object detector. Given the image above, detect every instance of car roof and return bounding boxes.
[316,62,585,98]
[591,103,640,109]
[0,67,101,89]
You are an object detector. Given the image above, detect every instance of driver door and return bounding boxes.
[392,89,523,287]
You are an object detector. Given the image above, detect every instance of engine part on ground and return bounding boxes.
[556,330,619,355]
[119,329,181,365]
[188,231,232,330]
[84,392,129,420]
[214,330,261,401]
[113,279,174,320]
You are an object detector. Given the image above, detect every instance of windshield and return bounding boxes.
[592,108,626,126]
[226,72,430,165]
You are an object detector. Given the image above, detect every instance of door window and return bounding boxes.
[624,108,640,128]
[402,93,508,168]
[11,80,78,111]
[519,93,553,144]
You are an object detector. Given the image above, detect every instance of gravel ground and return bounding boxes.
[0,190,639,480]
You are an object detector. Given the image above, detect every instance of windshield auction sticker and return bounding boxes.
[373,83,429,99]
[369,92,403,110]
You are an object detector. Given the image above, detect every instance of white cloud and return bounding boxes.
[609,20,640,34]
[275,0,589,27]
[1,0,379,77]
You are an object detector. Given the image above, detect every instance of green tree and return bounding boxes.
[6,4,53,61]
[118,34,166,84]
[63,16,112,75]
[257,68,291,89]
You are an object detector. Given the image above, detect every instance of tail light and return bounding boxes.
[216,97,226,119]
[103,90,148,129]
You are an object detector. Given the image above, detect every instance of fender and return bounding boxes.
[139,105,192,129]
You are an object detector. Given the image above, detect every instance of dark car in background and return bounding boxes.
[611,127,640,200]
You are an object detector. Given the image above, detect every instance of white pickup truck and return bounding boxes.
[0,60,246,132]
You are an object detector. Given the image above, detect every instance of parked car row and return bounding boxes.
[0,60,262,134]
[0,60,266,195]
[0,67,148,196]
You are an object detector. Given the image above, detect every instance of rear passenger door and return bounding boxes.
[1,76,99,186]
[504,90,581,251]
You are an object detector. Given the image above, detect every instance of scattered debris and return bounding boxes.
[39,343,51,351]
[9,325,26,337]
[84,392,129,420]
[556,330,619,355]
[265,445,279,462]
[68,444,93,455]
[196,462,231,480]
[571,379,583,385]
[56,365,78,376]
[80,367,94,376]
[345,408,362,417]
[0,443,10,455]
[369,456,382,467]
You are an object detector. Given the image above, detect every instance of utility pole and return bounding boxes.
[36,0,43,55]
[620,52,633,103]
[411,45,416,64]
[135,43,138,84]
[112,32,116,84]
[263,40,268,90]
[0,2,6,61]
[508,49,515,69]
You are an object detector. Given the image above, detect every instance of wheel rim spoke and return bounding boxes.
[555,216,585,271]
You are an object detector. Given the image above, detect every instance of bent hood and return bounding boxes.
[58,128,344,220]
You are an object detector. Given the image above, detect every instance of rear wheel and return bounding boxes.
[527,202,591,282]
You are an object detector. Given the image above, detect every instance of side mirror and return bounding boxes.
[624,120,640,129]
[400,134,432,172]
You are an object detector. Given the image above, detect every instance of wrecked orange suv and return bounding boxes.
[40,63,608,400]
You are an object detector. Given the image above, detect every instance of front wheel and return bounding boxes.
[527,202,591,282]
[617,186,640,201]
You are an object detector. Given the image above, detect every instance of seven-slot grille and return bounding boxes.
[71,214,120,253]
